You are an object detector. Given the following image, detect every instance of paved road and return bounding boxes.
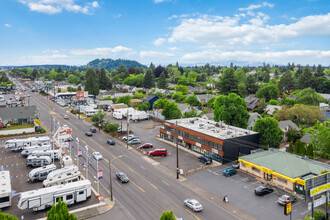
[27,91,241,220]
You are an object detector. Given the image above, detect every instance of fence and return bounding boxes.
[0,127,35,136]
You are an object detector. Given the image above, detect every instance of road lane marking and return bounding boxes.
[88,137,158,190]
[185,209,201,220]
[161,180,169,186]
[140,166,145,170]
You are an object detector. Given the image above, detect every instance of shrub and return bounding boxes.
[104,121,119,133]
[304,209,326,220]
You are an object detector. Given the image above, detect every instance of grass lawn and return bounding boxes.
[4,124,34,130]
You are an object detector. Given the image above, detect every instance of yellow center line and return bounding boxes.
[88,137,158,190]
[80,139,146,193]
[185,209,201,220]
[51,112,78,130]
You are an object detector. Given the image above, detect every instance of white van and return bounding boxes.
[28,164,57,182]
[26,156,52,167]
[21,145,51,157]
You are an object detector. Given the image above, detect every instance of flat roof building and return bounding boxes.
[160,117,259,163]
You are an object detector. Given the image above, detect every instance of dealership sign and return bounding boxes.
[310,183,330,197]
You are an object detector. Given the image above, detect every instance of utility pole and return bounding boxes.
[108,157,113,201]
[96,158,100,196]
[176,121,179,179]
[126,109,129,149]
[85,145,89,180]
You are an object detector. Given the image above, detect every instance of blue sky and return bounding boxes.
[1,0,330,66]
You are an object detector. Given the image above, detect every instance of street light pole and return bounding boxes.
[85,145,89,180]
[126,109,129,149]
[108,157,113,201]
[76,138,80,167]
[176,121,179,179]
[97,158,99,196]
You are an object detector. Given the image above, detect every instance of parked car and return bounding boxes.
[117,127,128,133]
[149,149,167,157]
[107,139,115,145]
[183,199,203,212]
[85,131,93,137]
[278,195,297,205]
[116,172,129,183]
[255,185,274,196]
[128,139,141,145]
[232,160,239,169]
[198,156,212,165]
[93,152,103,160]
[63,115,69,120]
[139,143,153,149]
[122,135,135,141]
[90,127,97,133]
[223,168,237,177]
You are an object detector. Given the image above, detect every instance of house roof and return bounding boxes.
[144,95,157,102]
[300,133,311,144]
[130,99,143,103]
[248,113,261,125]
[0,106,37,120]
[278,120,300,131]
[239,150,330,179]
[97,100,113,105]
[196,94,214,103]
[245,97,260,109]
[265,105,282,114]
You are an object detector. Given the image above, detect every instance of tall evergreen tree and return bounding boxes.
[85,68,99,96]
[158,72,168,89]
[315,64,324,77]
[216,68,238,95]
[298,66,313,89]
[98,67,109,90]
[149,62,155,71]
[56,66,63,73]
[144,69,155,88]
[246,74,259,94]
[278,70,295,93]
[32,68,38,80]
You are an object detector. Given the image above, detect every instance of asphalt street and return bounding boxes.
[27,91,241,220]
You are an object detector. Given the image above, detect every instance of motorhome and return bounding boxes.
[113,112,123,120]
[43,169,81,187]
[0,171,11,208]
[5,136,50,151]
[21,145,52,157]
[17,180,91,211]
[28,164,57,182]
[29,149,61,160]
[26,155,52,167]
[60,155,73,167]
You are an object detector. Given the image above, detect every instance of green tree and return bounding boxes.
[306,144,314,158]
[246,74,259,94]
[47,198,77,220]
[160,209,176,220]
[287,142,294,153]
[144,69,155,88]
[293,139,303,154]
[32,68,38,80]
[153,98,169,109]
[255,85,280,102]
[216,68,238,95]
[98,67,109,90]
[295,88,327,106]
[183,109,199,118]
[158,72,168,89]
[298,66,313,89]
[238,83,248,97]
[185,95,200,106]
[267,99,278,106]
[234,68,247,84]
[213,93,249,128]
[104,121,119,133]
[162,102,182,120]
[138,102,150,111]
[68,74,78,84]
[175,85,189,95]
[315,64,324,78]
[207,97,216,109]
[253,117,284,149]
[287,128,302,144]
[85,68,99,96]
[91,110,106,122]
[278,70,294,93]
[77,85,82,91]
[171,92,186,103]
[310,122,330,159]
[115,95,131,106]
[304,209,326,220]
[0,209,18,220]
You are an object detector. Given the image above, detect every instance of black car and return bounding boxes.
[198,156,212,165]
[107,139,115,145]
[85,131,93,137]
[116,172,129,183]
[90,127,97,133]
[255,185,274,196]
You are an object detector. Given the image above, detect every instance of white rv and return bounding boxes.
[0,171,11,208]
[30,149,61,160]
[131,111,150,122]
[85,108,98,117]
[45,165,78,181]
[113,112,123,120]
[43,169,81,187]
[21,145,52,157]
[26,155,52,167]
[5,136,50,151]
[60,155,73,167]
[28,164,57,182]
[17,180,91,211]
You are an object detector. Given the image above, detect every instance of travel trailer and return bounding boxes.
[131,111,150,122]
[85,109,98,117]
[29,149,61,160]
[43,170,81,187]
[60,155,73,167]
[26,155,52,167]
[5,136,50,151]
[0,171,11,208]
[21,145,52,157]
[45,165,78,181]
[17,180,91,211]
[28,164,57,182]
[113,112,123,120]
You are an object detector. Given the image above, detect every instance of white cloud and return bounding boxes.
[168,47,179,51]
[181,49,330,65]
[153,38,167,46]
[113,14,122,18]
[43,49,60,54]
[18,0,99,14]
[20,54,69,65]
[4,24,11,28]
[154,0,171,3]
[239,2,274,11]
[70,46,135,56]
[166,13,330,47]
[140,51,175,58]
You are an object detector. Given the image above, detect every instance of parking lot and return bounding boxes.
[188,163,310,220]
[0,139,99,220]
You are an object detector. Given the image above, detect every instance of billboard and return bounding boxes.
[76,91,84,98]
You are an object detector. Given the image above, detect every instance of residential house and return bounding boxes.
[247,113,262,131]
[196,94,215,105]
[201,112,214,120]
[176,103,202,115]
[187,86,206,94]
[320,103,329,111]
[143,95,160,110]
[244,96,260,111]
[300,133,311,145]
[110,103,129,112]
[131,87,144,94]
[278,120,300,142]
[319,93,330,103]
[265,105,282,115]
[0,106,37,124]
[130,99,143,107]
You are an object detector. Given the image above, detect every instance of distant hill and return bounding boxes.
[86,58,147,70]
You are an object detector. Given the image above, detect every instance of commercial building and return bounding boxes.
[239,150,330,195]
[160,118,259,163]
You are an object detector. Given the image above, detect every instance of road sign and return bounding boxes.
[308,195,329,210]
[305,173,330,200]
[78,149,82,157]
[98,169,103,179]
[310,183,330,197]
[284,203,291,215]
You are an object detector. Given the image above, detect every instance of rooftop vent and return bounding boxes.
[189,120,194,124]
[199,123,204,128]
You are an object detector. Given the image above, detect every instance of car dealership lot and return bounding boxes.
[188,164,310,220]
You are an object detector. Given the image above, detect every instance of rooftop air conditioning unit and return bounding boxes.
[199,123,204,128]
[189,120,194,124]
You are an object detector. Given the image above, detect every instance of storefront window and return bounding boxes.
[252,167,260,173]
[277,177,288,184]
